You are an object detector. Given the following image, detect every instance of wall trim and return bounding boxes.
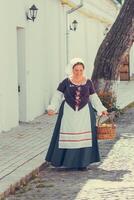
[60,0,117,24]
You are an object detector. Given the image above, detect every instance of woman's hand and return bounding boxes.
[101,110,108,116]
[47,110,56,116]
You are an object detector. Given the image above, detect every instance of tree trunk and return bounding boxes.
[92,0,134,110]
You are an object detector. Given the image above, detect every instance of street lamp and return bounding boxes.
[70,20,78,31]
[26,4,38,22]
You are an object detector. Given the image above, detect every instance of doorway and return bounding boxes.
[17,27,27,122]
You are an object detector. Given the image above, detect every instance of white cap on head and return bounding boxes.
[70,57,85,68]
[65,57,85,77]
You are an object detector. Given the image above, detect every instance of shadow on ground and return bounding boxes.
[8,108,134,200]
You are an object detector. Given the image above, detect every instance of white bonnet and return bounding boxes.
[65,57,85,77]
[70,57,85,68]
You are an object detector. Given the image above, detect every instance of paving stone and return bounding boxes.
[6,107,134,200]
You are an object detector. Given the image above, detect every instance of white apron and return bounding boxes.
[59,102,92,149]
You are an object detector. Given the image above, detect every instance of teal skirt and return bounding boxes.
[45,101,100,168]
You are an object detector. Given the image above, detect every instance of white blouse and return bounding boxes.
[47,91,107,115]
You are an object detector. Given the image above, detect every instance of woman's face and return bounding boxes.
[72,64,84,78]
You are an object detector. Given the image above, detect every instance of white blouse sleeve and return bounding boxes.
[89,93,107,115]
[47,90,64,113]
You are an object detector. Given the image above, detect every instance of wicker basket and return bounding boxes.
[97,115,116,140]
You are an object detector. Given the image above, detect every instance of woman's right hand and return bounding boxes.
[47,109,56,116]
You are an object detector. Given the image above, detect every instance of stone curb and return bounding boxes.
[0,162,48,200]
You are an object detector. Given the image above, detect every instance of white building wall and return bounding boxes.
[130,43,134,78]
[85,19,105,78]
[68,13,107,78]
[0,0,67,131]
[0,0,22,131]
[69,13,87,64]
[0,0,118,132]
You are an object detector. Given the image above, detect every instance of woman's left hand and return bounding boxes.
[101,110,108,116]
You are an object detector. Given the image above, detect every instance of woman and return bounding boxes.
[45,58,107,170]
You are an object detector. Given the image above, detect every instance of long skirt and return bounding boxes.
[45,101,100,168]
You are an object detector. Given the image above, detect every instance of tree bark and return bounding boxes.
[92,0,134,110]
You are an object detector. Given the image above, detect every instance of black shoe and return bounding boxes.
[77,167,88,171]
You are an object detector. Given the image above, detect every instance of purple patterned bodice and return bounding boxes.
[57,78,95,111]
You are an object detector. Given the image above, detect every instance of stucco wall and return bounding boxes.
[0,0,118,132]
[130,43,134,77]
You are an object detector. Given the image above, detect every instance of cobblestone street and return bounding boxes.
[7,107,134,200]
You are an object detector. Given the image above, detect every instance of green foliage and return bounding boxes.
[116,0,123,4]
[98,91,117,111]
[98,90,122,118]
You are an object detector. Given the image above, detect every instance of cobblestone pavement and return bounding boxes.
[7,108,134,200]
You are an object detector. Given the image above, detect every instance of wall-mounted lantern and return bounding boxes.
[70,20,78,31]
[26,4,38,22]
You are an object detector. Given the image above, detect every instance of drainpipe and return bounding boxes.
[66,0,83,64]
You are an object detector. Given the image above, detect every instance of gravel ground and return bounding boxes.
[7,108,134,200]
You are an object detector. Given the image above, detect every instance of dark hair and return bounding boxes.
[72,62,85,69]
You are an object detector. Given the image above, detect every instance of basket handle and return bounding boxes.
[97,114,115,128]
